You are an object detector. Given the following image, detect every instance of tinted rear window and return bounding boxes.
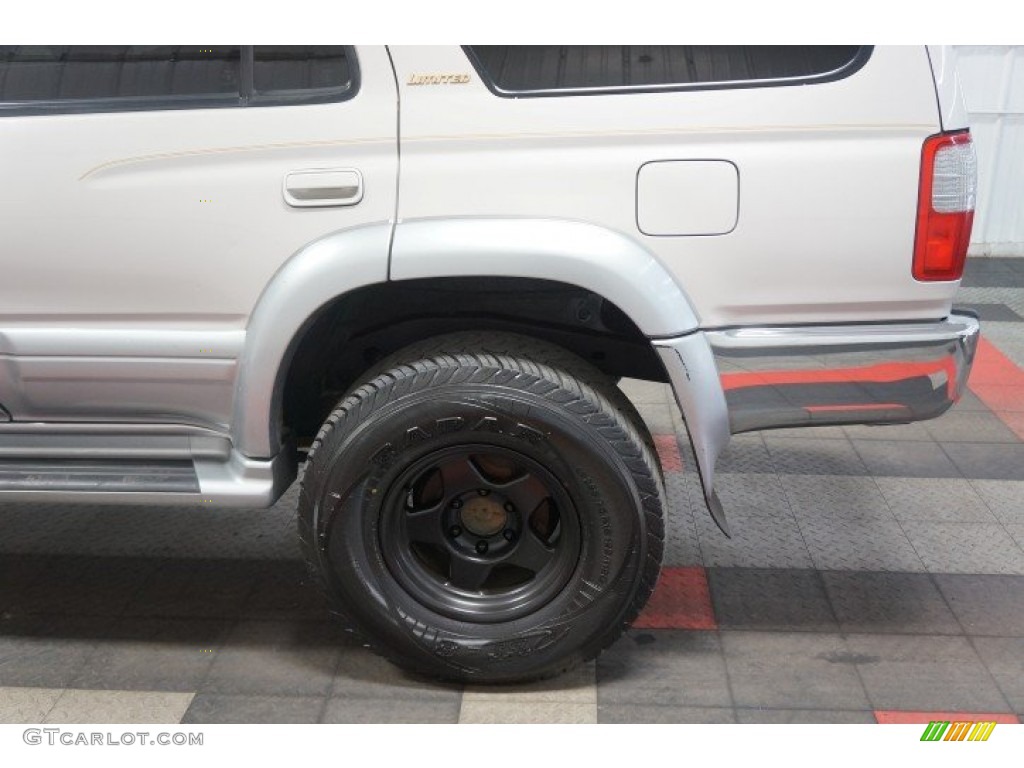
[466,46,866,95]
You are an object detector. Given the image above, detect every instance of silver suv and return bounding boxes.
[0,45,980,682]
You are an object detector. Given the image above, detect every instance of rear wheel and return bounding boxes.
[298,334,665,682]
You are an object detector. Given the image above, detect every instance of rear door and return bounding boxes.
[0,45,397,428]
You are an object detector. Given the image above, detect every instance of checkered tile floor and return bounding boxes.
[1,257,1022,724]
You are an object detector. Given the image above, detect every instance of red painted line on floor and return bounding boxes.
[875,710,1020,725]
[968,337,1024,439]
[653,434,684,473]
[633,566,716,630]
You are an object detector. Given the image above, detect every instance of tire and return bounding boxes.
[298,333,665,683]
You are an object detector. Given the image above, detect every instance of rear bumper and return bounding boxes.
[706,312,980,434]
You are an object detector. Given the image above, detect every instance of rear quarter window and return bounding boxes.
[465,45,869,96]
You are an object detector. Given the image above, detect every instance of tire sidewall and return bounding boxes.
[308,377,650,681]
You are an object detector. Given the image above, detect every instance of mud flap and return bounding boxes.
[654,333,733,537]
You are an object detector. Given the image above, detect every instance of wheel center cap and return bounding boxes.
[460,496,508,537]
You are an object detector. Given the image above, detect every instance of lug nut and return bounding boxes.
[503,529,516,542]
[449,525,462,538]
[450,499,463,509]
[477,489,489,496]
[504,502,515,513]
[475,540,489,554]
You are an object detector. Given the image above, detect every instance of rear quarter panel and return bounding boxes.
[390,45,948,328]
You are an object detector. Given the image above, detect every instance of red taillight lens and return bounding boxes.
[913,130,977,281]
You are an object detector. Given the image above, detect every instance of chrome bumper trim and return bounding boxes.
[706,313,980,434]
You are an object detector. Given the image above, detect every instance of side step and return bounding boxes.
[0,458,199,493]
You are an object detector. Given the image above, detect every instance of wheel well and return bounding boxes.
[280,277,665,446]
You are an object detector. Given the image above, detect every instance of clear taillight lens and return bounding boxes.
[913,130,977,281]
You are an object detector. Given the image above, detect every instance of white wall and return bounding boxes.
[952,45,1024,256]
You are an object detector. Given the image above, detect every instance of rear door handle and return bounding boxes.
[283,169,363,208]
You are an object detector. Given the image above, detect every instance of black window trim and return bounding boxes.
[0,45,360,116]
[462,45,874,99]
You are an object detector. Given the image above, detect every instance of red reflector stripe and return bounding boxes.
[875,710,1020,725]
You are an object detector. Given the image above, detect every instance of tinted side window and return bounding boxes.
[253,46,350,95]
[466,46,866,95]
[0,45,355,113]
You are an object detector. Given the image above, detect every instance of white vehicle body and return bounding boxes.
[0,45,978,529]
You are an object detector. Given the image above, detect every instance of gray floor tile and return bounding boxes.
[0,687,62,723]
[971,480,1024,525]
[693,497,813,569]
[1009,525,1024,550]
[70,618,230,692]
[598,705,735,723]
[332,646,462,703]
[843,422,934,442]
[902,523,1024,575]
[821,572,961,635]
[720,631,870,710]
[781,474,893,523]
[597,630,732,708]
[765,437,869,476]
[735,707,876,724]
[715,435,777,474]
[948,389,992,412]
[707,568,838,632]
[942,443,1024,481]
[756,426,847,440]
[924,411,1021,443]
[0,614,112,688]
[123,559,264,619]
[847,634,1011,712]
[971,637,1024,712]
[324,696,460,723]
[852,440,961,478]
[240,560,328,621]
[44,688,193,724]
[797,517,927,572]
[182,693,325,724]
[201,620,349,696]
[935,574,1024,636]
[874,477,997,523]
[17,555,155,617]
[662,473,703,567]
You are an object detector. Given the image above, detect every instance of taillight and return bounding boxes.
[913,130,977,281]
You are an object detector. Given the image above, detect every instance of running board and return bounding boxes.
[0,427,295,507]
[0,458,199,493]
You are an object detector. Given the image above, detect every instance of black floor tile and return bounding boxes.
[598,705,735,723]
[941,443,1024,481]
[821,572,962,635]
[708,568,838,632]
[851,440,961,479]
[935,574,1024,636]
[182,693,325,724]
[735,707,876,724]
[70,617,231,692]
[954,303,1023,322]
